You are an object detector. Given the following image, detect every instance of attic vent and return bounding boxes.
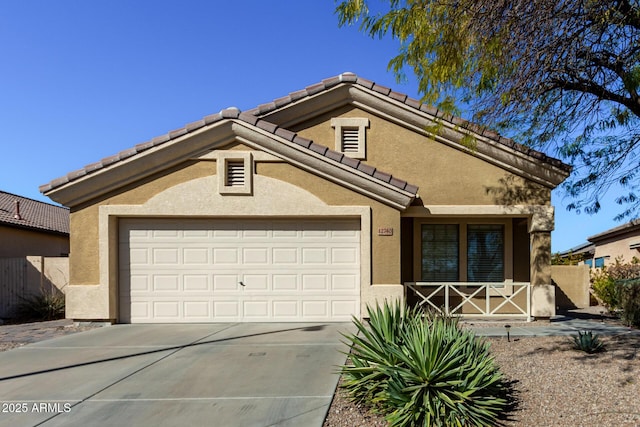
[218,152,253,195]
[341,128,360,153]
[226,160,245,186]
[331,117,369,159]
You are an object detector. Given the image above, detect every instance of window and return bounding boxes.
[417,221,509,283]
[217,152,252,195]
[594,257,608,268]
[330,117,369,159]
[467,224,504,282]
[421,224,459,281]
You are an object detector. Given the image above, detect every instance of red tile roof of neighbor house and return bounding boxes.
[39,72,571,195]
[0,191,69,234]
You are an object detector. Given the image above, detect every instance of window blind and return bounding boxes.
[421,224,459,281]
[467,224,504,282]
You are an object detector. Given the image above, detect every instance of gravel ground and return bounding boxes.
[324,329,640,427]
[0,320,100,352]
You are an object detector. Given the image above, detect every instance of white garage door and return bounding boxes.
[118,218,360,323]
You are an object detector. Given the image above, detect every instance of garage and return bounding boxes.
[118,218,361,323]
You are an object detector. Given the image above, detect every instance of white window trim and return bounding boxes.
[217,152,253,195]
[331,117,369,159]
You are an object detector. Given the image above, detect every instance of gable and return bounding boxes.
[293,106,551,206]
[250,73,571,191]
[42,110,416,210]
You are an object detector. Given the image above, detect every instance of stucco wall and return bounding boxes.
[551,265,590,309]
[594,234,640,266]
[0,226,69,258]
[295,106,550,206]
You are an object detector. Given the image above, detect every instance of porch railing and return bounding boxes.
[405,282,531,320]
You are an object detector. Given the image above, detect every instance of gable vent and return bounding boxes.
[341,128,360,153]
[226,160,245,186]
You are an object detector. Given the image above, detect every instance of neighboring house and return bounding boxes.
[558,219,640,268]
[0,191,70,318]
[0,191,69,257]
[40,73,571,323]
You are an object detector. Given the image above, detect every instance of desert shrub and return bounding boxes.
[340,302,507,427]
[14,286,65,321]
[608,262,640,281]
[617,279,640,327]
[591,267,619,310]
[572,331,605,354]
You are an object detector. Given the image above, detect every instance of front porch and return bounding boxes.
[406,281,531,320]
[399,207,556,320]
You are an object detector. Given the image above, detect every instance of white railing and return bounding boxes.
[405,282,531,320]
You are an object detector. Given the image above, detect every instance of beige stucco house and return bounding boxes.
[558,219,640,268]
[0,191,69,257]
[41,73,571,323]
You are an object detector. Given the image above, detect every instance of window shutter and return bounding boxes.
[341,128,360,153]
[421,224,459,281]
[467,224,504,282]
[226,160,245,186]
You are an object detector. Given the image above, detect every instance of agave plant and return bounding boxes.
[340,302,508,426]
[340,301,409,404]
[572,331,605,354]
[381,316,507,426]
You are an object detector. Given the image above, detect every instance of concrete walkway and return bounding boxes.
[464,313,640,338]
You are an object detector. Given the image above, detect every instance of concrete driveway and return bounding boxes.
[0,322,355,427]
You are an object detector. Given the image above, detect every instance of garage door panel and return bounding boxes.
[183,275,210,291]
[119,218,360,323]
[213,248,239,264]
[272,274,298,291]
[213,274,240,291]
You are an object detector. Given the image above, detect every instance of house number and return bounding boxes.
[378,227,394,236]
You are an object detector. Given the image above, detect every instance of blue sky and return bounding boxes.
[0,1,628,251]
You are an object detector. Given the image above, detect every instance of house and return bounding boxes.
[40,73,571,323]
[0,191,69,257]
[557,219,640,268]
[0,191,69,318]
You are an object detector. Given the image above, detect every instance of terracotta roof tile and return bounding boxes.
[357,162,376,176]
[372,83,392,96]
[135,141,155,151]
[389,91,407,102]
[275,127,296,141]
[238,112,259,126]
[309,142,328,155]
[256,120,278,134]
[292,135,313,148]
[305,82,326,96]
[340,156,360,169]
[355,76,375,89]
[373,170,392,183]
[186,119,206,132]
[0,190,69,234]
[325,150,344,163]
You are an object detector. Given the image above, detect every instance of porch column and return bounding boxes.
[529,207,555,318]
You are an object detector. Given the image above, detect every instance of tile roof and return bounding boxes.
[246,72,571,173]
[40,72,570,196]
[0,191,69,234]
[40,110,418,196]
[588,218,640,242]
